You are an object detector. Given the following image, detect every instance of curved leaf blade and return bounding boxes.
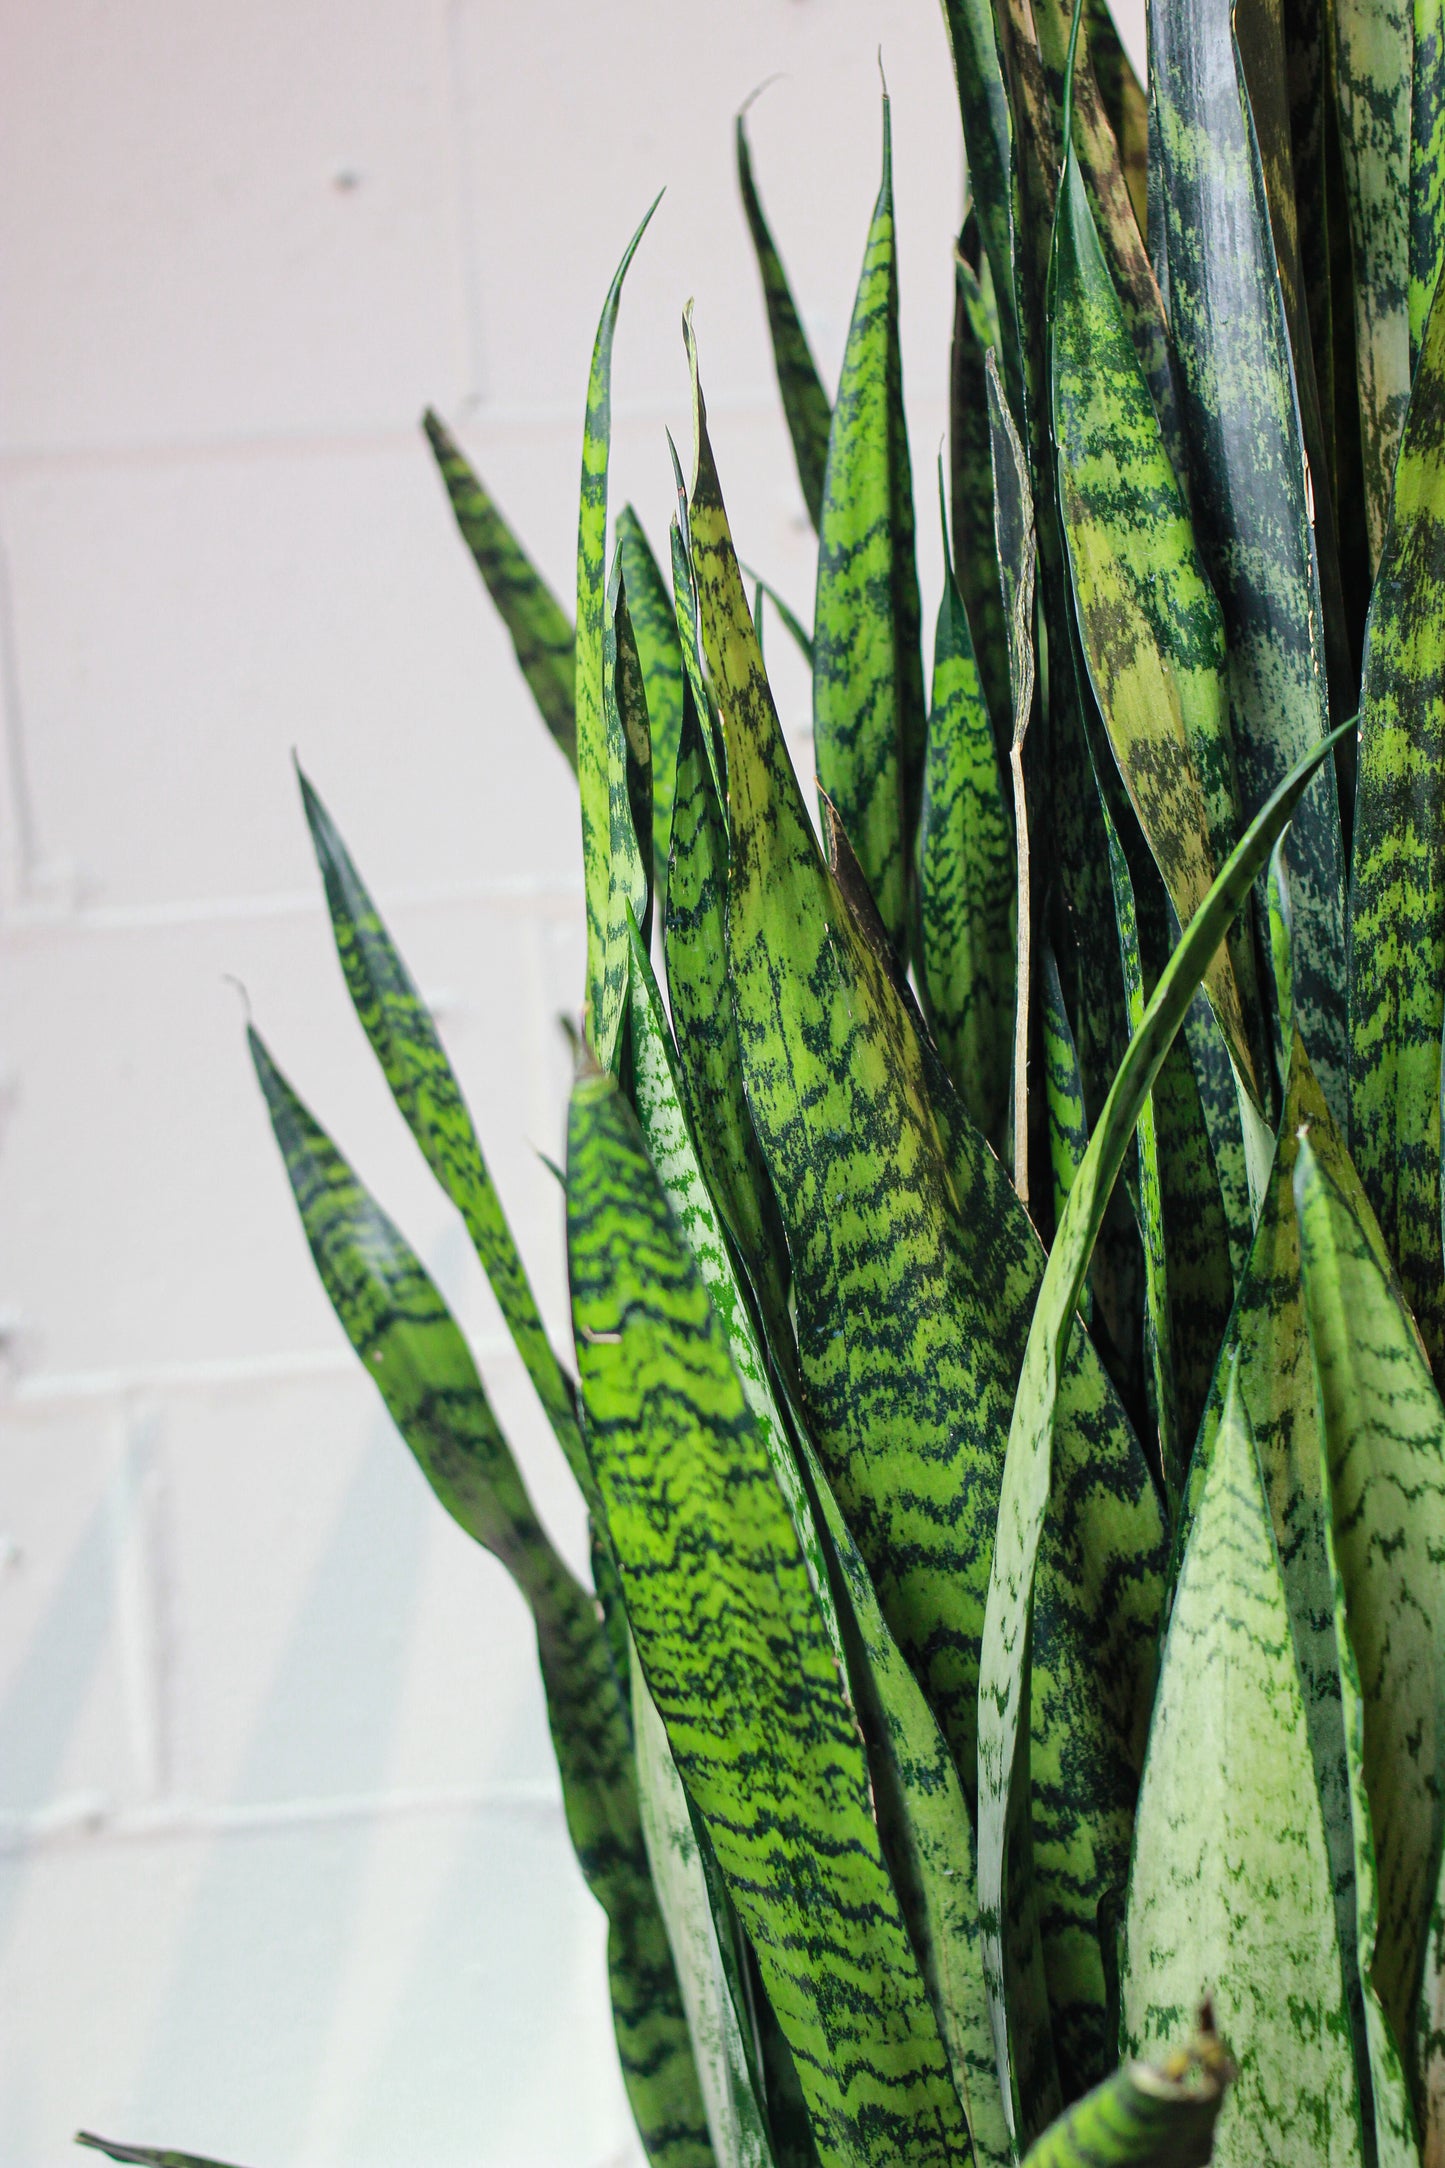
[736,110,832,532]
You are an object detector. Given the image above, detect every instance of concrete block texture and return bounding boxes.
[0,0,1143,2160]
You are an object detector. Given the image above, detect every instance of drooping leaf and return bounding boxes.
[1348,260,1445,1385]
[616,505,684,899]
[811,94,925,958]
[249,1029,713,2168]
[566,1067,972,2168]
[1332,0,1413,564]
[422,408,577,769]
[688,346,1168,2124]
[1121,1373,1366,2168]
[975,720,1348,2127]
[1051,125,1261,1110]
[736,109,832,532]
[1150,0,1349,1122]
[578,197,660,1063]
[74,2141,247,2168]
[916,472,1015,1151]
[297,770,593,1504]
[662,691,791,1349]
[1297,1138,1445,2128]
[1018,2017,1234,2168]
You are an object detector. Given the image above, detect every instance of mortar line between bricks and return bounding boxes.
[0,1779,566,1859]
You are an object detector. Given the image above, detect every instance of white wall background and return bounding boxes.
[0,3,1140,2162]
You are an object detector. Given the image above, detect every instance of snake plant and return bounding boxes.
[84,0,1445,2161]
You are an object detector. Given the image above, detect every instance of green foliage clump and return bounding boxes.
[88,0,1445,2162]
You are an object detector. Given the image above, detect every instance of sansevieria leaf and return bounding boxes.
[578,197,660,1063]
[916,472,1014,1150]
[616,505,684,899]
[812,94,924,958]
[736,108,832,532]
[249,1030,713,2168]
[74,2142,246,2168]
[297,770,593,1504]
[422,408,577,769]
[1122,1372,1366,2168]
[1297,1138,1445,2131]
[1018,2017,1232,2168]
[976,720,1348,2124]
[1150,0,1349,1122]
[566,1067,972,2168]
[1348,259,1445,1385]
[687,341,1166,2121]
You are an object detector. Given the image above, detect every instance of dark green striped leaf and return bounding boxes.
[736,109,832,532]
[1151,0,1349,1121]
[1297,1137,1445,2129]
[1347,261,1445,1384]
[1087,0,1148,235]
[250,1029,713,2168]
[1042,945,1089,1248]
[1413,0,1445,364]
[1051,127,1261,1110]
[422,408,577,768]
[578,197,660,1063]
[811,94,925,959]
[1122,1373,1366,2168]
[605,541,653,967]
[687,350,1167,2124]
[1417,1879,1445,2164]
[662,691,791,1348]
[75,2141,246,2168]
[938,0,1021,390]
[950,229,1012,748]
[566,1067,972,2168]
[617,505,684,899]
[297,770,592,1503]
[916,473,1015,1151]
[1018,2019,1233,2168]
[985,355,1036,1197]
[1332,0,1412,563]
[975,720,1348,2129]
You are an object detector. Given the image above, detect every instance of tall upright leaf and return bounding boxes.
[250,1031,713,2168]
[578,197,659,1063]
[951,227,1012,749]
[938,0,1022,397]
[1150,0,1349,1121]
[1348,262,1445,1385]
[1414,0,1445,365]
[422,409,577,769]
[812,95,925,958]
[736,109,832,532]
[916,475,1015,1150]
[688,345,1168,2121]
[1332,0,1412,563]
[567,1069,973,2168]
[616,505,684,898]
[1297,1139,1445,2129]
[1121,1375,1367,2168]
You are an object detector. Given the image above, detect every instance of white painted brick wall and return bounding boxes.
[0,2,1143,2161]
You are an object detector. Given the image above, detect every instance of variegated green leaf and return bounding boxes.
[616,505,684,898]
[1150,0,1349,1121]
[812,94,925,959]
[1416,1869,1445,2165]
[743,569,813,667]
[976,720,1348,2127]
[566,1067,972,2168]
[75,2141,246,2168]
[1051,124,1261,1110]
[938,0,1021,386]
[736,109,832,532]
[631,1645,776,2168]
[687,348,1167,2122]
[1297,1138,1445,2130]
[662,691,791,1348]
[1122,1372,1366,2168]
[578,197,659,1063]
[916,473,1014,1151]
[1019,2018,1233,2168]
[605,542,653,964]
[1333,0,1412,563]
[1348,261,1445,1384]
[297,770,592,1502]
[422,408,576,769]
[1414,0,1445,364]
[1087,0,1148,235]
[1042,944,1089,1246]
[250,1029,713,2168]
[950,230,1012,747]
